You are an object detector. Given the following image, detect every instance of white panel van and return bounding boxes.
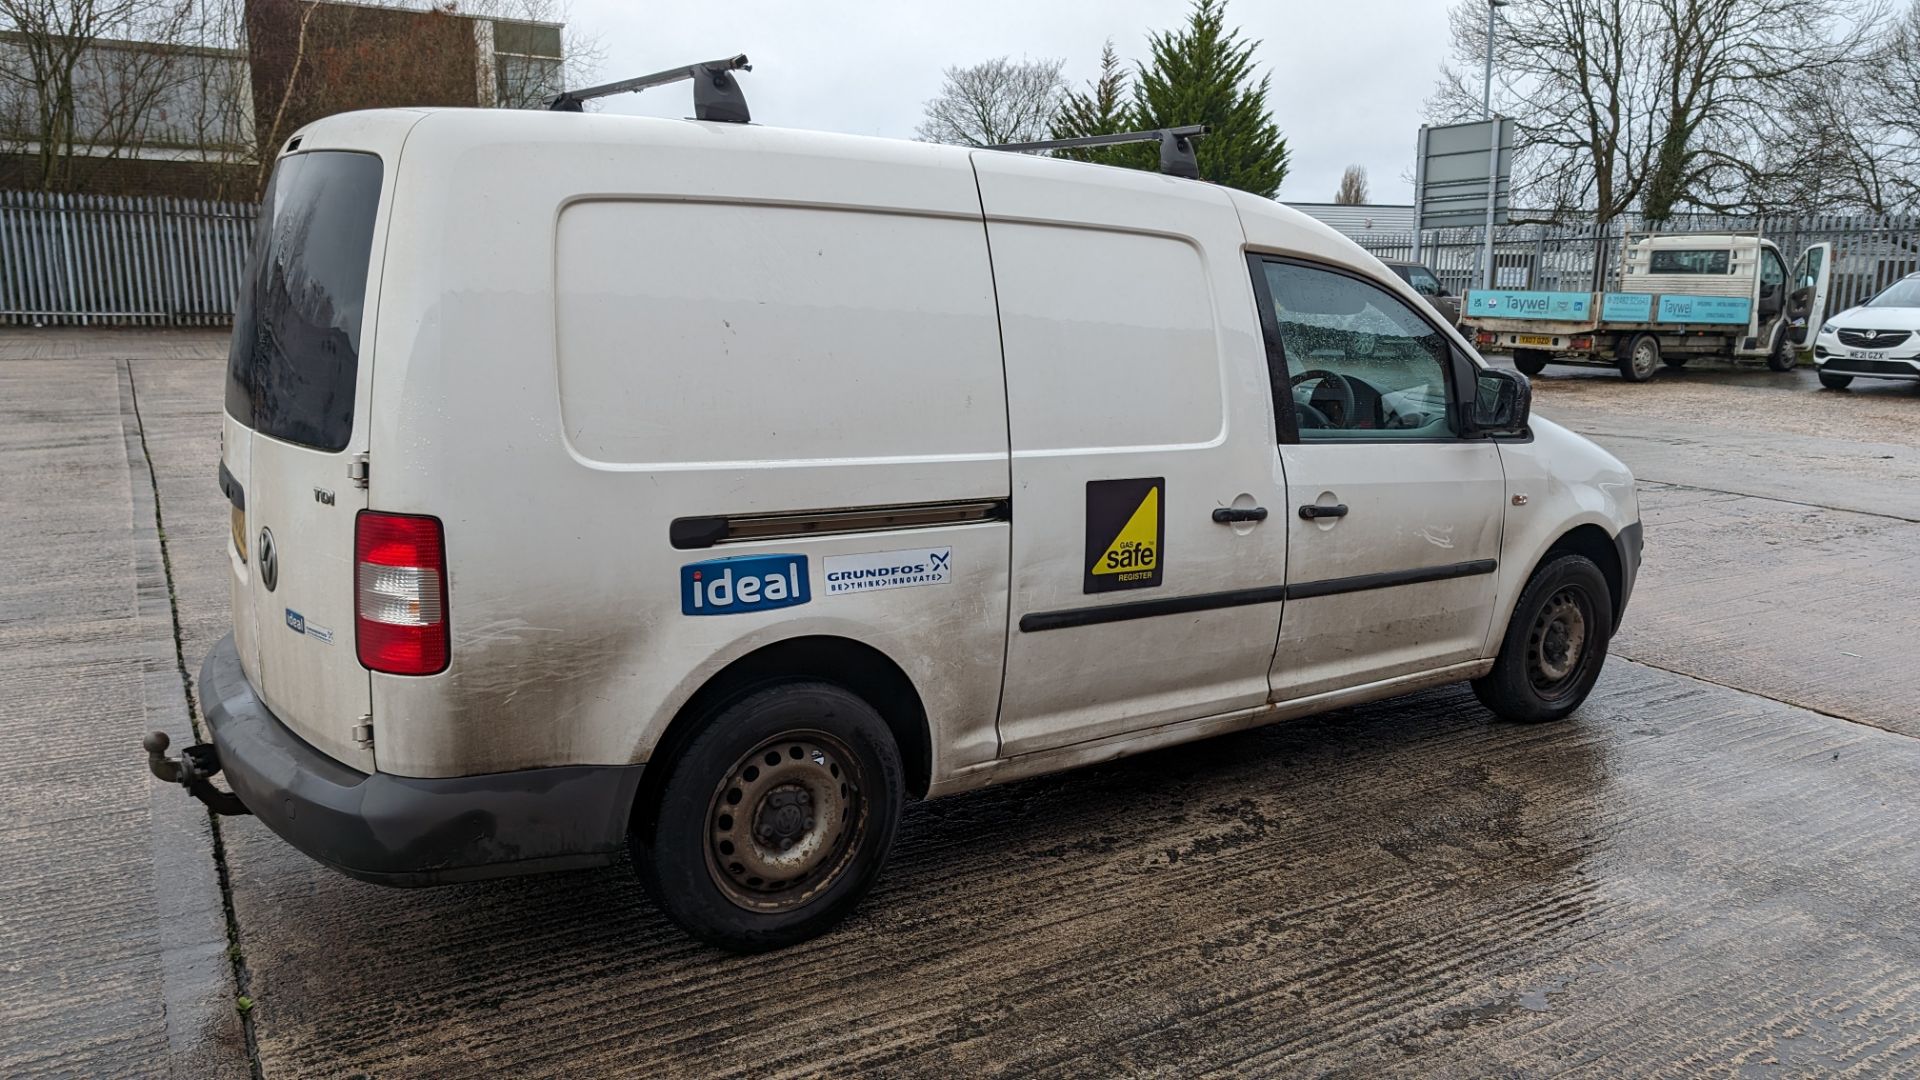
[151,107,1642,951]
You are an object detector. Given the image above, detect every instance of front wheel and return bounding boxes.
[1618,334,1660,382]
[633,681,905,951]
[1766,325,1798,371]
[1818,370,1854,390]
[1474,553,1614,723]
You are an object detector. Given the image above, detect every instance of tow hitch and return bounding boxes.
[144,731,252,816]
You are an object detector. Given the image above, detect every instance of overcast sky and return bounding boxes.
[567,0,1459,205]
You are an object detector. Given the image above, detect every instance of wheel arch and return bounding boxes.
[632,636,934,829]
[1539,523,1625,626]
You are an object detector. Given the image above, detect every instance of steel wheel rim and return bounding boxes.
[1632,340,1659,377]
[1527,586,1591,697]
[705,729,866,912]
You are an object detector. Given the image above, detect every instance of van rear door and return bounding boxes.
[224,149,386,771]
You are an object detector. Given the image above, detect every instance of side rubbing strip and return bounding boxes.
[1282,559,1497,601]
[1020,585,1288,632]
[1018,559,1497,632]
[671,499,1010,549]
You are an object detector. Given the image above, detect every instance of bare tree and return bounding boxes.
[1765,0,1920,213]
[1638,0,1884,219]
[458,0,603,108]
[1429,0,1662,224]
[1334,164,1368,204]
[917,55,1067,147]
[0,0,200,191]
[1428,0,1883,223]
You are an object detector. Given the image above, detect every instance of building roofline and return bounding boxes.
[0,29,246,60]
[297,0,563,29]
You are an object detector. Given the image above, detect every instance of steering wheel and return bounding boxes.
[1291,369,1359,429]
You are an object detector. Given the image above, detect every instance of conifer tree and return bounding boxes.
[1129,0,1289,196]
[1049,40,1133,166]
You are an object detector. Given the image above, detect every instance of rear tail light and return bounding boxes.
[355,511,449,675]
[1572,336,1593,350]
[1476,330,1495,346]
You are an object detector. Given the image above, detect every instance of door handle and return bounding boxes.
[1211,506,1269,524]
[1298,503,1349,520]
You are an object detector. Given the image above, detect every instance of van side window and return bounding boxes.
[1256,260,1455,441]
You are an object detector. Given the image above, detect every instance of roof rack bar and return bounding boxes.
[988,125,1208,179]
[546,54,752,123]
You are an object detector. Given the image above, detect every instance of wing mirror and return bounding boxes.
[1470,367,1532,435]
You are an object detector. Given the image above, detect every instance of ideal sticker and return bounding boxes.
[1084,477,1164,594]
[680,553,811,616]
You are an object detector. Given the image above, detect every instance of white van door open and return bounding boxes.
[1789,242,1836,347]
[975,152,1289,757]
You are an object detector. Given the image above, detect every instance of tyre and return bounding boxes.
[1818,370,1854,390]
[1662,355,1689,369]
[1473,553,1614,724]
[1765,324,1797,372]
[1618,334,1660,382]
[632,681,905,952]
[1513,349,1549,376]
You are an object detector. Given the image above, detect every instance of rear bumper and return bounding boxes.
[200,634,644,886]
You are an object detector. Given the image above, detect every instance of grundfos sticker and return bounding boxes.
[1085,477,1164,593]
[823,548,952,595]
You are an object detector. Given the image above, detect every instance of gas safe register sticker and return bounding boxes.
[1084,477,1164,594]
[681,554,810,616]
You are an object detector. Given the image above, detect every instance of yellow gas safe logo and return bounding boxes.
[1085,477,1164,594]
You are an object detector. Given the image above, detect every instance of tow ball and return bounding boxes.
[143,731,252,816]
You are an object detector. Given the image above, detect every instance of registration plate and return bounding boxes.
[1515,334,1555,347]
[1849,349,1888,360]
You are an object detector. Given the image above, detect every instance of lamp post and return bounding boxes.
[1481,0,1509,290]
[1484,0,1506,118]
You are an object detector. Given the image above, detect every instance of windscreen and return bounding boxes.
[1867,277,1920,308]
[225,151,383,452]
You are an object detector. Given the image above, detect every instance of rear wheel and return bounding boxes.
[1618,334,1660,382]
[633,681,904,952]
[1818,370,1854,390]
[1513,349,1549,376]
[1474,553,1613,724]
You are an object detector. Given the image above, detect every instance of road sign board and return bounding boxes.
[1414,118,1514,229]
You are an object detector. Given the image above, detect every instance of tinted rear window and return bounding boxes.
[1649,249,1730,275]
[225,151,383,452]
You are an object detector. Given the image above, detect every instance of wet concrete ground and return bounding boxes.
[5,331,1920,1076]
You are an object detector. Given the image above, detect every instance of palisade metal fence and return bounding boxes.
[5,190,1920,328]
[1357,213,1920,314]
[0,190,257,327]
